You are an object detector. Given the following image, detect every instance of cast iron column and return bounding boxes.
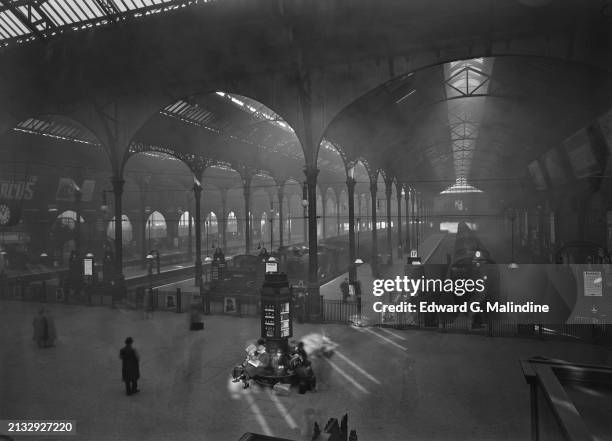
[370,182,378,276]
[411,191,417,252]
[193,183,203,285]
[347,177,357,283]
[277,185,284,248]
[420,197,424,241]
[397,189,402,259]
[243,179,251,254]
[416,193,421,252]
[221,189,228,252]
[74,188,82,255]
[302,181,308,243]
[336,196,341,236]
[188,200,193,258]
[112,178,125,280]
[385,180,393,265]
[304,165,321,320]
[405,190,410,253]
[321,194,327,239]
[140,194,147,263]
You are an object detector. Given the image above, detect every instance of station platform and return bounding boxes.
[320,232,449,303]
[1,299,610,441]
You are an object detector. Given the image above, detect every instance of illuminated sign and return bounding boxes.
[83,258,93,276]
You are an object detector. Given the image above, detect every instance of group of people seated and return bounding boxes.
[232,339,315,393]
[213,247,225,261]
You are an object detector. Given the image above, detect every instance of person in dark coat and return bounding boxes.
[340,278,350,303]
[296,341,309,366]
[119,337,140,396]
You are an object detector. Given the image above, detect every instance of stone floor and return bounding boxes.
[1,299,611,441]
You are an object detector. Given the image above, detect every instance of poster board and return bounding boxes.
[563,128,599,178]
[83,258,93,276]
[224,296,237,313]
[583,271,603,297]
[166,294,176,308]
[542,149,566,186]
[528,160,547,191]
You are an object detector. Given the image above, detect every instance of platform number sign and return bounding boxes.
[410,249,418,258]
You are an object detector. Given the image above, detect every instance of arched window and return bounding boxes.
[205,212,218,234]
[107,214,133,243]
[178,211,192,237]
[145,211,167,239]
[227,211,238,234]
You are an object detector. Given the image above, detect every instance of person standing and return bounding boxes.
[340,278,349,303]
[119,337,140,396]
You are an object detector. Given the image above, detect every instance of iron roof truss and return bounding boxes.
[0,0,207,47]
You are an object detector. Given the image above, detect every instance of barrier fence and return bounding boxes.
[3,280,610,345]
[318,297,610,344]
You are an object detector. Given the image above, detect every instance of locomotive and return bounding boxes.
[448,222,503,324]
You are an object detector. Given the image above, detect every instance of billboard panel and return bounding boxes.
[527,160,547,191]
[563,128,599,178]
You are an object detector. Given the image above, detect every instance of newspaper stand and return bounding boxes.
[251,263,296,388]
[261,269,293,354]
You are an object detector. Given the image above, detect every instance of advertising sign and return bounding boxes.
[527,160,547,191]
[265,261,278,273]
[56,178,78,201]
[583,271,603,297]
[224,296,237,313]
[0,175,37,200]
[542,149,566,186]
[563,128,599,178]
[83,258,93,276]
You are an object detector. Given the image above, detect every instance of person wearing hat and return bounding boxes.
[119,337,140,396]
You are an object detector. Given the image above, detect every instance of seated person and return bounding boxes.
[296,341,309,366]
[213,247,225,261]
[234,339,270,388]
[259,247,270,260]
[288,350,316,393]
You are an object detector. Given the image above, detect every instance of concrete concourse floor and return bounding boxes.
[1,300,610,441]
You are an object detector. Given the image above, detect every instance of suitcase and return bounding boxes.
[273,382,291,396]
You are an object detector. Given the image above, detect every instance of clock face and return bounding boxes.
[0,204,10,226]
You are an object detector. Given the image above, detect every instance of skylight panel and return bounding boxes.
[41,2,71,26]
[0,0,209,46]
[0,10,30,37]
[62,1,84,22]
[13,117,99,145]
[67,1,95,21]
